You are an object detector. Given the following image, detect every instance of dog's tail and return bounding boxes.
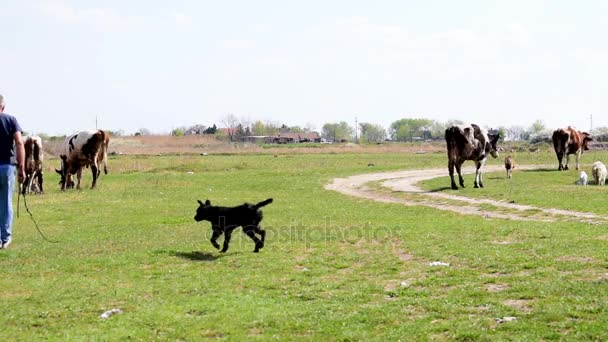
[254,198,273,209]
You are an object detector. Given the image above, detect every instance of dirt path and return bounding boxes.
[325,165,608,223]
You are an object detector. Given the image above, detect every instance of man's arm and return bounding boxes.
[14,131,25,184]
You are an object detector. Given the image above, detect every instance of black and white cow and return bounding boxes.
[56,130,110,190]
[22,136,44,194]
[445,124,500,190]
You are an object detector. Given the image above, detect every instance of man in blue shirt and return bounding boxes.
[0,94,25,249]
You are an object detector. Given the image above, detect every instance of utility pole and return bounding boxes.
[590,114,593,132]
[96,116,98,130]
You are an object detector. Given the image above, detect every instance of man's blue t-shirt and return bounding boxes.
[0,113,22,165]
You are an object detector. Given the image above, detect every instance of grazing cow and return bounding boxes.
[22,136,44,194]
[504,156,515,179]
[445,124,500,190]
[552,127,592,171]
[55,130,109,190]
[592,161,607,186]
[578,171,588,186]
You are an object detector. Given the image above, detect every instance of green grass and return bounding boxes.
[1,151,607,340]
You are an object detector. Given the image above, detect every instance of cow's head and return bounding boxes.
[55,155,74,191]
[488,132,500,158]
[194,199,212,222]
[582,132,592,151]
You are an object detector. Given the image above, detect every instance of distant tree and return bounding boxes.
[171,128,185,136]
[496,127,507,143]
[289,126,306,133]
[322,121,354,142]
[592,126,608,141]
[429,121,448,140]
[529,119,546,135]
[359,123,386,143]
[505,125,526,141]
[221,114,239,141]
[251,121,266,136]
[390,118,434,142]
[204,124,217,134]
[185,124,207,135]
[264,121,281,135]
[137,128,152,136]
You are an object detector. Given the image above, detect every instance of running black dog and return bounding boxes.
[194,198,273,253]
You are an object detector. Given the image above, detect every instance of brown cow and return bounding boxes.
[504,156,515,179]
[552,127,592,171]
[445,124,500,190]
[22,136,44,194]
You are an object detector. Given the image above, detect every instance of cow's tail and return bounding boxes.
[100,130,109,174]
[552,129,570,153]
[254,198,273,209]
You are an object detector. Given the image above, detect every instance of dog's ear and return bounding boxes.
[205,199,211,206]
[197,200,204,206]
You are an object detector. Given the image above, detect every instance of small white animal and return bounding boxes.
[592,161,607,186]
[578,171,588,186]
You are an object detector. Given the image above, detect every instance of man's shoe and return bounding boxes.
[2,239,11,249]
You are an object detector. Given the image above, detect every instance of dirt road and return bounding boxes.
[326,165,607,223]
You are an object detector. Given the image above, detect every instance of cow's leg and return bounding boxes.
[220,229,233,253]
[245,229,263,253]
[474,161,481,188]
[38,171,44,194]
[556,151,564,171]
[91,164,99,189]
[474,159,487,188]
[575,151,581,170]
[455,161,465,188]
[448,159,458,190]
[564,154,570,170]
[76,168,83,190]
[210,230,222,250]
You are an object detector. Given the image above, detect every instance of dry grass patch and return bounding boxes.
[503,299,534,313]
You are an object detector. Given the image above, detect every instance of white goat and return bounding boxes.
[592,161,607,186]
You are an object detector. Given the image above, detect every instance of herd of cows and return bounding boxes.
[21,129,110,194]
[445,124,607,189]
[19,125,606,197]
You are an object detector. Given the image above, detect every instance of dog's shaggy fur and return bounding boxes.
[194,198,273,253]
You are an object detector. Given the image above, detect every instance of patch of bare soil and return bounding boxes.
[326,165,608,223]
[503,299,534,313]
[485,284,510,292]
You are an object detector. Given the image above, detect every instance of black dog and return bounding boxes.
[194,198,273,253]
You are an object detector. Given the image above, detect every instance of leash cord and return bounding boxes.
[17,188,60,244]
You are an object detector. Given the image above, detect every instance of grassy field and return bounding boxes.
[1,148,607,340]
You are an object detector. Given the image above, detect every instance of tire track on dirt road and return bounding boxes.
[325,165,608,224]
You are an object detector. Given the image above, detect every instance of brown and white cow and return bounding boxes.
[22,136,44,194]
[445,124,500,190]
[55,130,109,190]
[552,127,592,171]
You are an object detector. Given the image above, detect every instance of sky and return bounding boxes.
[2,0,608,135]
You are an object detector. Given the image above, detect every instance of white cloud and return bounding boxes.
[505,23,530,47]
[33,0,146,32]
[173,12,193,28]
[571,48,608,71]
[220,39,254,50]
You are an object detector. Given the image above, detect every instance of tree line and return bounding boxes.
[123,115,607,143]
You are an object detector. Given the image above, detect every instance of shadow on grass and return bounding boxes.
[520,168,557,173]
[152,249,224,262]
[427,186,454,192]
[173,251,223,261]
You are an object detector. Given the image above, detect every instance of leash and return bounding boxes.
[17,186,60,243]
